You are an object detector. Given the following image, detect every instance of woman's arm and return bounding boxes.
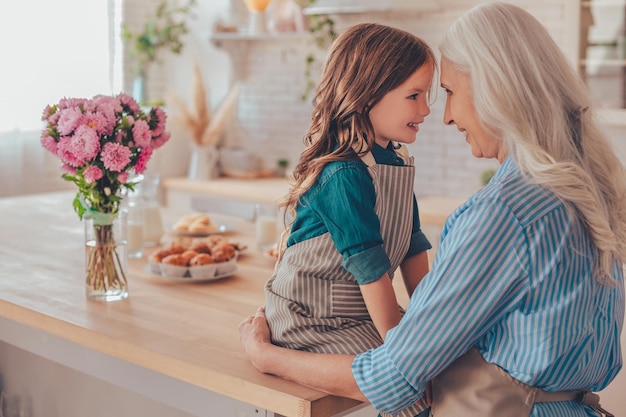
[239,307,368,402]
[359,274,402,340]
[400,250,429,298]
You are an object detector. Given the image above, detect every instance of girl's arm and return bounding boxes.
[400,250,430,298]
[239,307,367,402]
[359,274,402,340]
[361,250,429,341]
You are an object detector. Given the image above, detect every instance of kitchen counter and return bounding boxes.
[0,191,363,417]
[163,177,290,209]
[162,177,465,227]
[3,191,624,416]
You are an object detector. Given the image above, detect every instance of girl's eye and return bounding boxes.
[407,93,419,100]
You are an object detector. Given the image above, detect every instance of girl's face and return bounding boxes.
[440,58,505,162]
[368,63,433,148]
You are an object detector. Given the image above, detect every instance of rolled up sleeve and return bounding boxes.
[352,346,424,414]
[342,245,391,285]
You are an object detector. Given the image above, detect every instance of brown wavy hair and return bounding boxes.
[281,23,436,219]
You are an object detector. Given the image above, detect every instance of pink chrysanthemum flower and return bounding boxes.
[132,119,151,148]
[56,136,83,167]
[97,104,117,132]
[41,105,55,122]
[100,142,131,172]
[40,133,58,154]
[109,95,124,114]
[47,111,61,125]
[118,93,140,114]
[72,125,101,162]
[83,165,103,182]
[91,95,118,116]
[150,107,167,137]
[58,97,86,110]
[57,107,84,136]
[60,163,77,175]
[151,131,171,149]
[83,111,114,136]
[117,171,129,184]
[134,147,153,174]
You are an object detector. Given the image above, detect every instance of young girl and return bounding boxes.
[264,23,435,417]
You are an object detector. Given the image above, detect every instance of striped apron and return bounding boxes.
[265,145,427,417]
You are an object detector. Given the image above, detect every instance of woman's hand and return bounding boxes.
[239,306,368,402]
[239,306,272,372]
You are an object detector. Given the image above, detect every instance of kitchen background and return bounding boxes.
[2,0,625,200]
[0,1,625,416]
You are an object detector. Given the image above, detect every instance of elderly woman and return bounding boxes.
[238,3,625,416]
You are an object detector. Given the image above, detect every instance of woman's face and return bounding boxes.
[440,58,505,162]
[368,63,433,148]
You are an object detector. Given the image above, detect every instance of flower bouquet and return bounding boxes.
[41,93,170,300]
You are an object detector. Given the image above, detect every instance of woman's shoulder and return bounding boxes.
[474,164,565,228]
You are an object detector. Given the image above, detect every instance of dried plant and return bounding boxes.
[171,62,211,145]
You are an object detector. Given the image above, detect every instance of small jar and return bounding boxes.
[127,173,164,248]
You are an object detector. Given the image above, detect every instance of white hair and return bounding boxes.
[439,1,626,283]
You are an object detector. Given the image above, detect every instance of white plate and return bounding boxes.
[144,264,239,283]
[170,221,236,237]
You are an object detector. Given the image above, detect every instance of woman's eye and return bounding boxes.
[443,88,452,95]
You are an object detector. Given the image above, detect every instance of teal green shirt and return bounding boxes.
[287,143,431,284]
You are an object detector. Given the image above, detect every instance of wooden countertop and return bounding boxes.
[0,191,361,417]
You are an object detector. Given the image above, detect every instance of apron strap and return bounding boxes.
[357,143,411,167]
[534,389,579,403]
[393,142,411,165]
[360,151,376,167]
[536,389,614,417]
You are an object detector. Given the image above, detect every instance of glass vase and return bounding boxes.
[132,71,147,104]
[84,210,129,301]
[188,145,220,180]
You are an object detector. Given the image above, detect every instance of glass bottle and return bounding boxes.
[128,173,164,248]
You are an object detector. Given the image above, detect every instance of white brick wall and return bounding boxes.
[174,0,584,200]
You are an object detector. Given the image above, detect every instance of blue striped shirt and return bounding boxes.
[352,157,624,417]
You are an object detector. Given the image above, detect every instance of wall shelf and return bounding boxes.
[208,31,310,80]
[209,31,309,43]
[302,0,439,15]
[580,58,626,67]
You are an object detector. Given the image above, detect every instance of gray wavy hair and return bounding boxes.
[440,2,626,283]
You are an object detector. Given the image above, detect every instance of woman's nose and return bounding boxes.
[443,102,453,125]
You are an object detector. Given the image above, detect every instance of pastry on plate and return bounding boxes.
[189,253,215,266]
[173,213,218,234]
[161,253,186,266]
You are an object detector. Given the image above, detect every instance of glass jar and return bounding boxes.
[128,173,164,247]
[84,209,128,301]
